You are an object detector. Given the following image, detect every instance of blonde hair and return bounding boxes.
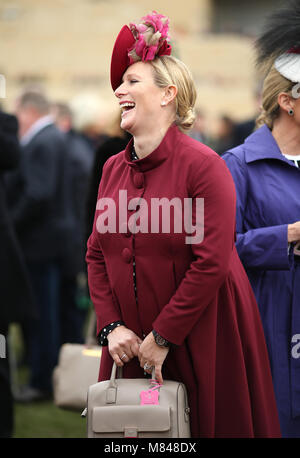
[256,65,295,130]
[149,55,197,132]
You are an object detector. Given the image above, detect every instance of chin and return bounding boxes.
[121,121,132,134]
[120,120,136,135]
[120,109,139,134]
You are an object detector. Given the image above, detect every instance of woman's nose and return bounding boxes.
[115,82,126,98]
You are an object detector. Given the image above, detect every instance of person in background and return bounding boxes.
[0,110,35,435]
[85,112,131,242]
[69,94,108,156]
[52,102,93,344]
[230,82,262,148]
[6,90,70,402]
[223,1,300,437]
[213,114,236,155]
[86,11,281,437]
[188,109,207,144]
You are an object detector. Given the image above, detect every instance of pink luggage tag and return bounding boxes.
[140,380,162,405]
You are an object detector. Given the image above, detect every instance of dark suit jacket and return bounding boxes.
[62,129,93,275]
[232,118,256,148]
[6,122,71,263]
[0,112,35,325]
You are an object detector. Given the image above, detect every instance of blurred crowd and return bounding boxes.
[0,86,258,438]
[0,87,130,437]
[189,83,262,155]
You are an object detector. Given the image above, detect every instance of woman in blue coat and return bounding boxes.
[223,2,300,437]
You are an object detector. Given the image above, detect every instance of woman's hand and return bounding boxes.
[138,332,169,384]
[288,221,300,243]
[107,325,142,367]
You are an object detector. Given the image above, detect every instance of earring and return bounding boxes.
[288,109,294,116]
[161,101,166,106]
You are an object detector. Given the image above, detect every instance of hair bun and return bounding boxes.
[177,107,196,132]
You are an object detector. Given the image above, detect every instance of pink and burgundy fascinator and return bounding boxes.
[110,11,172,91]
[255,0,300,83]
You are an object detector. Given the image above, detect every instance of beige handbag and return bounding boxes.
[82,362,191,438]
[53,311,101,411]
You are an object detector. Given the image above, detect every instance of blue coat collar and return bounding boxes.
[244,124,293,167]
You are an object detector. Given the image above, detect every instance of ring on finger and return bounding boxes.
[144,363,152,371]
[120,353,127,360]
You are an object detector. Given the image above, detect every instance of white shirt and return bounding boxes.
[283,153,300,168]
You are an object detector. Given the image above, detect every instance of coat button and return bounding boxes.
[133,173,144,189]
[122,248,132,263]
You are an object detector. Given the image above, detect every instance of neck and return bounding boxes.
[272,116,300,156]
[133,122,173,159]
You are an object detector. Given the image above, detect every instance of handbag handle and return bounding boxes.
[109,362,156,385]
[108,362,118,388]
[106,362,156,404]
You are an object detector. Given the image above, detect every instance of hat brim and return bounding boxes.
[110,25,135,92]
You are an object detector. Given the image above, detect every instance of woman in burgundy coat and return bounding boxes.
[86,12,281,438]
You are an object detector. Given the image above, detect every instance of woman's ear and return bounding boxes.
[161,85,178,106]
[278,92,295,114]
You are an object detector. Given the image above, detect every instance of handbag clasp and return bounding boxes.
[124,427,138,438]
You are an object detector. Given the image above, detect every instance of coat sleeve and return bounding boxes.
[222,151,291,270]
[86,158,122,336]
[152,154,237,346]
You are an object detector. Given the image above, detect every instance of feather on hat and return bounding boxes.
[255,0,300,82]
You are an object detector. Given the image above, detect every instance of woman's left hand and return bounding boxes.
[138,332,169,384]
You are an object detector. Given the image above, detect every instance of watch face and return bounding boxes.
[156,335,167,346]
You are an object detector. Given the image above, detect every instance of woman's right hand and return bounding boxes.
[107,325,143,367]
[288,221,300,243]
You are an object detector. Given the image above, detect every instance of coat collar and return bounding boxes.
[123,123,179,172]
[244,124,294,167]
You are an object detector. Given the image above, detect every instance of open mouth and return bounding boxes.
[120,102,136,115]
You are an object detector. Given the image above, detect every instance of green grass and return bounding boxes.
[10,324,87,438]
[14,402,86,438]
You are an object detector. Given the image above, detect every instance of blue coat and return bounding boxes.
[223,124,300,436]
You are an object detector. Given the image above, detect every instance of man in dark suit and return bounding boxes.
[6,91,70,401]
[0,110,35,435]
[52,102,93,344]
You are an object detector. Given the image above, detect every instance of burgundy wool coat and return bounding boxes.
[86,124,281,438]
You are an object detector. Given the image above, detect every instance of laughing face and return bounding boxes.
[114,61,166,135]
